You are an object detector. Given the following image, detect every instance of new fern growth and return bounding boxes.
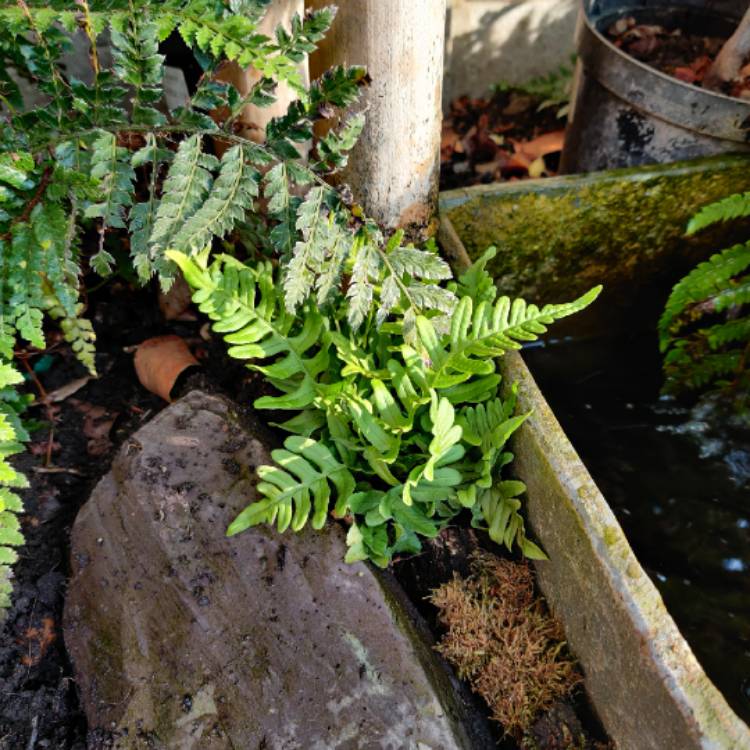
[171,246,601,566]
[659,191,750,401]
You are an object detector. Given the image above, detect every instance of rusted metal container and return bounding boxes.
[561,0,750,173]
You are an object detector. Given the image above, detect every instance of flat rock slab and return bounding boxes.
[64,391,475,750]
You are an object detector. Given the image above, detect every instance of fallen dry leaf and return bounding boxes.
[43,375,92,404]
[158,274,196,321]
[82,406,118,457]
[20,617,56,667]
[513,130,565,160]
[134,335,199,402]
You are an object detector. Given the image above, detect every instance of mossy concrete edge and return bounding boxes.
[439,218,750,750]
[439,155,750,336]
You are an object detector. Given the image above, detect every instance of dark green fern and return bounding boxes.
[0,0,458,611]
[660,192,750,400]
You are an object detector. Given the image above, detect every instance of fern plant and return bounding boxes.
[0,1,455,342]
[659,191,750,401]
[0,0,465,609]
[171,245,601,566]
[0,362,30,610]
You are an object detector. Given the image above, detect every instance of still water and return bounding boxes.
[523,331,750,723]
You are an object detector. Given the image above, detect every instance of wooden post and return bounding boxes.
[216,0,307,143]
[307,0,447,237]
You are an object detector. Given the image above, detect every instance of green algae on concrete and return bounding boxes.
[441,155,750,315]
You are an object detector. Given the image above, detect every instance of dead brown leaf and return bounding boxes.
[134,335,199,402]
[83,408,118,457]
[42,375,92,404]
[158,275,196,321]
[513,130,565,160]
[20,617,56,667]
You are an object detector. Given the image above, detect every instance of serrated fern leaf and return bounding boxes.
[149,134,219,266]
[170,145,259,255]
[0,362,28,614]
[129,135,172,283]
[659,242,750,349]
[687,192,750,235]
[85,130,136,274]
[346,236,380,329]
[110,10,165,126]
[228,435,355,535]
[663,345,742,395]
[283,186,355,311]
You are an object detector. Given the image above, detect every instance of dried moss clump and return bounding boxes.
[430,551,581,737]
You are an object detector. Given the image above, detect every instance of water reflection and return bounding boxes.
[524,332,750,723]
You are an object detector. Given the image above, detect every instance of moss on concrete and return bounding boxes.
[441,156,750,311]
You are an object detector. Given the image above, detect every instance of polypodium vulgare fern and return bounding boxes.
[659,192,750,401]
[171,246,601,566]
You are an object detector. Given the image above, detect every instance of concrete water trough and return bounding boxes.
[438,154,750,750]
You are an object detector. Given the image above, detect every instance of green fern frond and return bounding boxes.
[148,134,219,282]
[704,316,750,350]
[310,112,364,173]
[283,186,356,310]
[0,361,28,613]
[85,130,136,274]
[687,192,750,235]
[714,280,750,313]
[455,246,498,304]
[663,344,742,395]
[346,236,380,330]
[170,144,260,255]
[110,9,165,126]
[129,134,171,282]
[659,242,750,349]
[477,483,546,559]
[168,251,330,412]
[228,435,355,535]
[419,286,603,389]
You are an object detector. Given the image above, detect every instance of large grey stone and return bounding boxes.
[64,391,481,750]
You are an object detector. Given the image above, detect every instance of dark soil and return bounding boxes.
[606,17,750,98]
[440,88,566,191]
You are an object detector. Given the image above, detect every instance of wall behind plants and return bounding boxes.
[443,0,577,106]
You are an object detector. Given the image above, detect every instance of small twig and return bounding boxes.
[32,466,88,477]
[25,715,38,750]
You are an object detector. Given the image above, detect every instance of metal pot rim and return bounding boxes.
[577,0,750,142]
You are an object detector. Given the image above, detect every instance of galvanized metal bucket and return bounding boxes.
[561,0,750,173]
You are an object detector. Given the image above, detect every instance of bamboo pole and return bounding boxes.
[215,0,307,143]
[307,0,447,237]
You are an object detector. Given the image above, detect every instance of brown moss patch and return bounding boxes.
[430,551,581,739]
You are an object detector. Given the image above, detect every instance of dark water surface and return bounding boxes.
[523,331,750,724]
